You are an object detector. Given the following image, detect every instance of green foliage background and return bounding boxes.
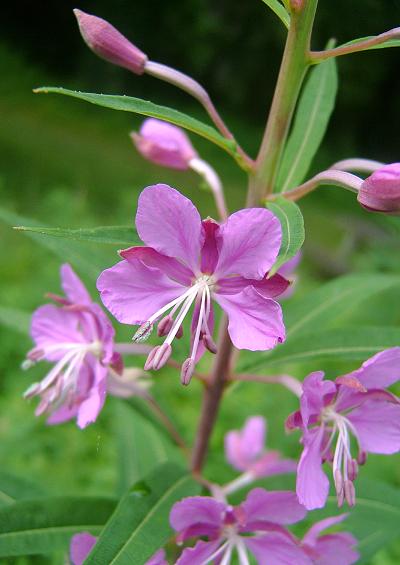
[1,1,400,563]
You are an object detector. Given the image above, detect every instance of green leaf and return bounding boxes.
[276,53,338,192]
[0,305,30,335]
[0,206,107,279]
[14,225,139,247]
[113,402,184,495]
[266,197,305,275]
[0,472,45,507]
[0,496,116,557]
[85,463,200,565]
[338,35,400,53]
[240,326,400,371]
[35,87,242,166]
[284,273,400,340]
[261,0,290,28]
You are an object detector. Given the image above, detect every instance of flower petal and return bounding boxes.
[241,488,307,527]
[310,533,359,565]
[120,246,193,285]
[76,362,108,429]
[60,263,92,305]
[244,532,313,565]
[169,496,225,541]
[175,540,222,565]
[342,347,400,389]
[214,287,285,351]
[296,426,330,510]
[135,184,203,272]
[302,514,349,547]
[145,549,168,565]
[31,304,84,361]
[300,372,336,428]
[225,416,265,471]
[217,273,290,298]
[347,399,400,454]
[70,532,97,565]
[97,259,184,325]
[214,208,281,279]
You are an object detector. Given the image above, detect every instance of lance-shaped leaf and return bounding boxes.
[240,326,400,371]
[85,463,200,565]
[0,472,45,508]
[261,0,290,29]
[34,87,243,166]
[14,225,140,247]
[276,51,338,192]
[266,197,304,275]
[0,497,116,557]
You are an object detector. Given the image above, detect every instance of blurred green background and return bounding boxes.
[1,0,400,563]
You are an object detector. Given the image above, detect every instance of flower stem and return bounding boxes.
[191,316,233,473]
[248,0,319,204]
[274,169,362,202]
[230,373,302,397]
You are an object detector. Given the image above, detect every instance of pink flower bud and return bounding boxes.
[357,163,400,214]
[130,118,197,170]
[74,9,147,75]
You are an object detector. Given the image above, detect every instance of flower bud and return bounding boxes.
[357,163,400,214]
[74,9,147,75]
[130,118,197,170]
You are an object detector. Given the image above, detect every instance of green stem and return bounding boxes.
[248,0,319,205]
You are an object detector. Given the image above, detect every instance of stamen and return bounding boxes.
[203,333,217,353]
[152,343,172,370]
[181,358,194,386]
[132,321,153,343]
[144,346,160,370]
[347,458,359,481]
[236,538,251,565]
[189,288,207,362]
[157,315,173,337]
[344,480,356,506]
[357,451,367,465]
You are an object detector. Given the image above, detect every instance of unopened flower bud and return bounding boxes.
[130,119,197,170]
[357,163,400,214]
[74,9,147,75]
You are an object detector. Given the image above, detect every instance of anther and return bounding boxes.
[152,343,172,370]
[132,321,153,343]
[347,458,359,482]
[144,346,160,370]
[157,315,173,337]
[344,480,356,507]
[357,451,367,466]
[202,333,217,354]
[181,358,195,386]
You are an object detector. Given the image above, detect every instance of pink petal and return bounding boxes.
[176,540,222,565]
[225,416,265,471]
[241,488,307,527]
[302,514,349,546]
[60,264,92,305]
[133,118,197,170]
[347,399,400,454]
[70,532,97,565]
[30,304,84,361]
[217,273,290,298]
[76,363,108,429]
[120,246,193,285]
[135,184,203,273]
[200,218,220,275]
[169,496,225,540]
[97,259,184,324]
[300,372,336,428]
[310,533,359,565]
[244,533,313,565]
[215,287,285,350]
[47,403,79,426]
[214,208,281,279]
[342,347,400,389]
[296,427,330,510]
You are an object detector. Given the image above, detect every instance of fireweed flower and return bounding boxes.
[69,533,167,565]
[170,488,311,564]
[357,162,400,214]
[286,348,400,510]
[23,264,120,428]
[97,184,288,384]
[224,416,296,485]
[276,251,301,300]
[130,118,198,170]
[74,9,147,74]
[301,515,359,565]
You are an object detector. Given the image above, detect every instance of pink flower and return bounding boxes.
[131,118,198,170]
[357,162,400,214]
[225,416,297,478]
[301,515,359,565]
[23,264,120,429]
[97,184,288,384]
[277,251,301,300]
[170,489,311,564]
[286,348,400,510]
[69,532,167,565]
[74,10,147,75]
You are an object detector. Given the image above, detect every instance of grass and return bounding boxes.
[1,43,400,563]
